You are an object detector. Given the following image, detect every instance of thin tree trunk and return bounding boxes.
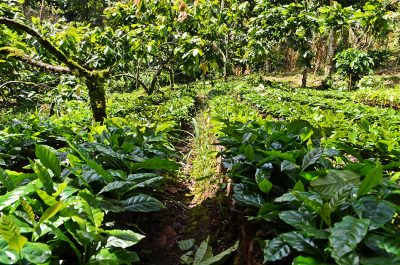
[224,34,229,82]
[39,0,46,24]
[136,58,141,90]
[325,30,336,77]
[86,76,106,123]
[169,68,174,90]
[324,0,335,78]
[302,67,308,88]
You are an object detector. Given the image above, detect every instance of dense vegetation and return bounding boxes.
[0,0,400,264]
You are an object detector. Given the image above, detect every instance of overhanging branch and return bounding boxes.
[0,47,71,73]
[0,17,88,74]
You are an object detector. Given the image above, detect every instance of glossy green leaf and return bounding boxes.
[36,189,57,206]
[133,158,179,171]
[280,231,318,254]
[178,239,195,251]
[357,164,383,197]
[233,192,265,207]
[35,145,61,177]
[88,248,140,265]
[99,181,131,194]
[121,194,165,212]
[0,168,14,191]
[258,179,273,193]
[21,198,35,223]
[263,237,291,262]
[302,148,323,171]
[33,160,53,194]
[0,181,38,211]
[200,241,239,265]
[38,200,64,224]
[352,196,396,230]
[310,170,360,197]
[329,216,370,260]
[281,160,300,171]
[105,229,145,248]
[21,242,51,264]
[292,256,321,265]
[194,237,213,265]
[364,233,400,257]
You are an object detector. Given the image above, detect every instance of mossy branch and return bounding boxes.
[0,17,88,74]
[0,47,71,73]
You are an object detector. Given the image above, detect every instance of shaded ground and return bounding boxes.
[133,182,239,265]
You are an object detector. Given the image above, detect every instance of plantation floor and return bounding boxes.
[134,91,240,265]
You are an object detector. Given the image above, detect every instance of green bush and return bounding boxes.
[334,48,374,89]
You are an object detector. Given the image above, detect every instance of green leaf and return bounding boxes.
[364,233,400,257]
[328,185,354,211]
[38,200,64,224]
[200,241,239,265]
[0,215,20,241]
[121,194,165,212]
[68,140,113,182]
[21,199,35,223]
[302,148,323,170]
[258,179,273,193]
[105,230,145,248]
[293,180,305,191]
[357,164,383,197]
[21,242,51,264]
[0,215,27,252]
[88,248,140,265]
[310,170,360,197]
[329,216,370,260]
[0,181,38,211]
[0,238,18,264]
[360,257,400,265]
[79,191,104,228]
[8,235,27,252]
[33,160,54,194]
[232,192,265,207]
[99,181,131,194]
[194,237,213,265]
[133,158,179,171]
[279,210,317,232]
[281,160,300,171]
[352,196,396,230]
[179,239,195,251]
[36,189,57,206]
[35,145,61,177]
[280,231,318,254]
[292,256,321,265]
[0,168,14,191]
[263,237,291,262]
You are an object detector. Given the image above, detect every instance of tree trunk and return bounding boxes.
[325,0,336,78]
[39,0,46,24]
[302,67,308,88]
[224,34,229,82]
[169,68,174,90]
[349,73,352,91]
[86,76,107,123]
[325,30,336,77]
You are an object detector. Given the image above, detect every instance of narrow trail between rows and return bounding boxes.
[134,91,239,265]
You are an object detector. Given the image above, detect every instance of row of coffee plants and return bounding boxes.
[216,118,400,264]
[239,82,400,163]
[0,87,197,263]
[208,79,400,264]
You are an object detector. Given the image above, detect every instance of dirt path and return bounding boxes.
[134,92,239,265]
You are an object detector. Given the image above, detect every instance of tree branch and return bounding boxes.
[0,47,71,73]
[0,17,89,75]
